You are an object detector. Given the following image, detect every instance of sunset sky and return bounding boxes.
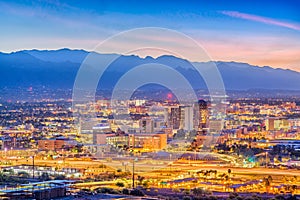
[1,0,300,70]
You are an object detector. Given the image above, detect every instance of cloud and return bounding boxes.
[0,1,115,34]
[221,11,300,31]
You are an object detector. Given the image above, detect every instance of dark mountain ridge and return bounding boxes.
[0,49,299,91]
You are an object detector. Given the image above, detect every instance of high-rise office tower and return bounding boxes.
[198,99,208,132]
[169,107,180,130]
[179,106,194,131]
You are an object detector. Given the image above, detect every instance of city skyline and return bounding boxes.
[0,0,300,70]
[1,1,300,199]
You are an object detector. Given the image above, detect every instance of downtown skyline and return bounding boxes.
[1,1,300,199]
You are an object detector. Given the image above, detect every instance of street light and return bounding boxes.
[123,162,128,172]
[132,157,138,189]
[31,155,35,179]
[265,151,268,168]
[4,147,7,158]
[169,154,172,174]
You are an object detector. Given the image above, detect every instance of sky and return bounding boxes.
[0,0,300,70]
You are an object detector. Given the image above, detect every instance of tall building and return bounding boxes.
[265,118,275,131]
[169,107,180,130]
[179,106,194,131]
[139,117,154,133]
[198,100,208,132]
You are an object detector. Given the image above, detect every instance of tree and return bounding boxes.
[203,171,209,181]
[267,175,273,184]
[122,188,129,195]
[173,188,180,194]
[137,175,145,185]
[117,169,122,173]
[292,176,297,183]
[116,182,125,188]
[18,171,30,178]
[174,129,186,140]
[229,192,239,199]
[130,189,144,196]
[4,168,14,175]
[192,188,204,196]
[228,169,232,176]
[275,194,285,200]
[212,170,217,179]
[183,196,192,200]
[0,172,6,183]
[54,174,66,180]
[40,172,50,181]
[291,185,297,194]
[207,195,218,200]
[142,181,149,188]
[263,177,271,193]
[72,144,83,153]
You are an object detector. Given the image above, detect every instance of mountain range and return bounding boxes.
[0,48,299,91]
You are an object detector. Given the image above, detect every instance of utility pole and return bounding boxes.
[132,158,135,189]
[265,152,268,168]
[132,134,136,189]
[132,158,138,189]
[32,155,35,179]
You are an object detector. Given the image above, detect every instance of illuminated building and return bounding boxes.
[161,127,173,139]
[209,120,223,133]
[92,121,113,144]
[266,118,275,131]
[265,118,290,131]
[106,134,129,148]
[139,117,154,133]
[38,138,76,151]
[169,107,180,129]
[129,133,167,150]
[198,99,208,132]
[179,106,194,131]
[107,132,167,151]
[79,119,112,153]
[0,130,32,149]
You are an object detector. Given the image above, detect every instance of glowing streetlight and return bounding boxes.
[132,157,138,189]
[30,156,35,179]
[4,147,7,158]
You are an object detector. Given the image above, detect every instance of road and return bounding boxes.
[2,155,300,195]
[3,156,300,178]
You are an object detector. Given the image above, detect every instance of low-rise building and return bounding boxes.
[106,132,167,151]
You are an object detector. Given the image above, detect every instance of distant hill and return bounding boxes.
[0,49,299,91]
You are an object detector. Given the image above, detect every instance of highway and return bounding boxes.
[1,155,299,195]
[3,156,300,178]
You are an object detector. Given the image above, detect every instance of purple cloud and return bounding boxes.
[221,11,300,31]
